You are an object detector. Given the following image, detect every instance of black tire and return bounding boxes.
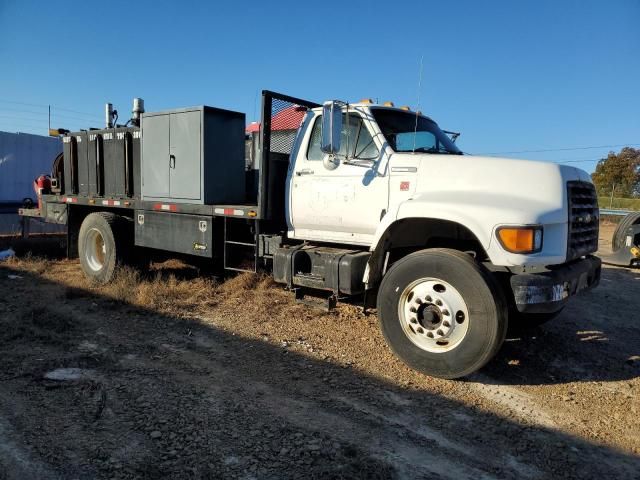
[78,212,131,284]
[510,308,564,328]
[612,212,640,251]
[377,248,508,379]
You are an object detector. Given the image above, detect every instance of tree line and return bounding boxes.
[591,147,640,197]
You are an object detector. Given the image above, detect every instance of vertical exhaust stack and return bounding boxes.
[105,103,114,128]
[132,98,144,127]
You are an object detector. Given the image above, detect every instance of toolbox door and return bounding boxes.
[142,114,170,197]
[169,111,201,200]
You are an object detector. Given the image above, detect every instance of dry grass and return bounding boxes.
[5,253,52,275]
[99,265,219,316]
[217,271,275,295]
[97,264,270,312]
[2,248,284,322]
[93,267,287,323]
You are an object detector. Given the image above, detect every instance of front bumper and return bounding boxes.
[510,255,601,313]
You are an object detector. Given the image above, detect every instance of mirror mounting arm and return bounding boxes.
[343,159,376,169]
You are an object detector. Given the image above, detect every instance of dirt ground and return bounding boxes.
[0,222,638,479]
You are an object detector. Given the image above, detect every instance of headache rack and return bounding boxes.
[258,91,319,222]
[224,91,319,273]
[566,181,599,261]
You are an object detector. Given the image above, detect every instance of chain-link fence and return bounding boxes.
[268,97,308,155]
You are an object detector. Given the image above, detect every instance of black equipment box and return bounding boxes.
[63,127,141,199]
[134,210,213,258]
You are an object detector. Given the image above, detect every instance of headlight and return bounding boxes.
[496,226,543,254]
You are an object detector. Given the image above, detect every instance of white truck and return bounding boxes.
[20,91,601,379]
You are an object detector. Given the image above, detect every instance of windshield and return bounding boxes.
[371,108,462,154]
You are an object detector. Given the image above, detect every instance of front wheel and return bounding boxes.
[377,249,508,379]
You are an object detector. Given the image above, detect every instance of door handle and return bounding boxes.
[169,154,176,169]
[295,168,314,176]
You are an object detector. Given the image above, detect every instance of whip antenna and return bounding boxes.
[413,55,424,153]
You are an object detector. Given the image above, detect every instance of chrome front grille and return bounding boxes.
[567,181,599,261]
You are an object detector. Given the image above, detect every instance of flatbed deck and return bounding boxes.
[30,194,261,219]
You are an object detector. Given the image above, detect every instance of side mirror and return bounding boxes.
[321,101,342,154]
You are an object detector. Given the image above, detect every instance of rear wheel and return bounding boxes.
[78,212,131,283]
[377,249,507,379]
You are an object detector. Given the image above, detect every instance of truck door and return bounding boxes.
[289,112,388,245]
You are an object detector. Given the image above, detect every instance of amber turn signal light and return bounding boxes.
[496,226,543,254]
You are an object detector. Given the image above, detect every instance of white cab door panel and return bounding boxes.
[289,113,388,245]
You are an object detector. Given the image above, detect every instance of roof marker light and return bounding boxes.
[383,101,395,107]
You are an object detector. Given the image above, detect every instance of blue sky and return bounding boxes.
[1,0,638,172]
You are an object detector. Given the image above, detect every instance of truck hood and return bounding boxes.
[393,153,591,226]
[378,152,596,266]
[412,153,591,188]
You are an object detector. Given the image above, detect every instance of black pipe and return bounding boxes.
[70,137,78,194]
[124,131,133,197]
[96,135,104,196]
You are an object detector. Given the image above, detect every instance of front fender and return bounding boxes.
[367,190,568,274]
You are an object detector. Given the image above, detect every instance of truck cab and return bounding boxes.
[287,100,597,270]
[277,98,600,378]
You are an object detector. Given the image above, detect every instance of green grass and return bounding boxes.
[597,197,640,211]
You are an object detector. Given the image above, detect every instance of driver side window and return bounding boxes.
[307,114,379,161]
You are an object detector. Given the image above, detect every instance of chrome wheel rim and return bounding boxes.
[85,228,106,272]
[398,277,469,353]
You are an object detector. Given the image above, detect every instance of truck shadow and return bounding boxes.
[479,266,640,386]
[0,262,638,479]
